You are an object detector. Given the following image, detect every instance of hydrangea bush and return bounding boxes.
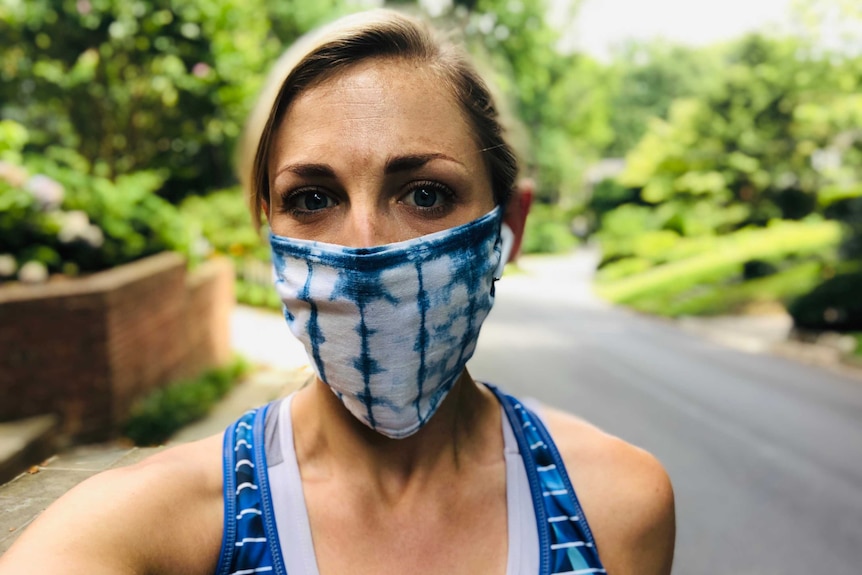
[0,120,192,283]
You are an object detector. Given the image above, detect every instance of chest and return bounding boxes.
[302,469,509,575]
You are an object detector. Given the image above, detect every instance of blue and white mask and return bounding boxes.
[270,208,510,439]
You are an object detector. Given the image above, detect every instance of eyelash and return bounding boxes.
[276,180,458,219]
[400,180,456,216]
[277,186,336,218]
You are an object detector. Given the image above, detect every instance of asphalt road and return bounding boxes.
[469,250,862,575]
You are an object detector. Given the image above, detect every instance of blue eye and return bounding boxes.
[412,187,439,207]
[301,191,333,211]
[403,182,450,210]
[282,189,336,215]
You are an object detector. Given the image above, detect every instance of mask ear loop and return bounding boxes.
[494,223,515,280]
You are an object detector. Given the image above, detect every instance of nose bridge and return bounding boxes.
[342,198,392,248]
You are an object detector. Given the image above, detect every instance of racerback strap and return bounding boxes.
[215,388,606,575]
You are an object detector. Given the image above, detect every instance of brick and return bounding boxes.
[0,254,234,441]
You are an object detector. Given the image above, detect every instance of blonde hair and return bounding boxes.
[239,9,518,227]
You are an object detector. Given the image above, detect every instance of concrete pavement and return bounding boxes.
[0,305,313,554]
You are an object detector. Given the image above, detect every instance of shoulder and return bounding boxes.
[538,405,676,575]
[0,434,225,575]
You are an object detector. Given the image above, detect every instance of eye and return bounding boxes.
[401,181,452,211]
[281,189,337,215]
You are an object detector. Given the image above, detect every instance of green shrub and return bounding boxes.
[588,177,637,224]
[596,219,843,310]
[181,188,285,310]
[626,261,826,317]
[180,188,268,261]
[788,272,862,332]
[236,278,282,311]
[595,257,653,282]
[123,356,251,446]
[0,0,282,200]
[522,204,578,255]
[0,121,191,279]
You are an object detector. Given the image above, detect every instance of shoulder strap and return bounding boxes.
[489,385,606,575]
[215,405,287,575]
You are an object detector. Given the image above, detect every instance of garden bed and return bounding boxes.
[0,253,233,441]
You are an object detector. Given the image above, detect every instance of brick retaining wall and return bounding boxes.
[0,254,234,441]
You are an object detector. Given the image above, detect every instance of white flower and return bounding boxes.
[83,224,104,248]
[0,254,17,277]
[58,210,91,243]
[26,175,65,210]
[18,261,49,284]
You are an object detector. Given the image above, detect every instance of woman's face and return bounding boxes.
[266,58,496,246]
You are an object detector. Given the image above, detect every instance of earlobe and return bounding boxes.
[503,179,533,263]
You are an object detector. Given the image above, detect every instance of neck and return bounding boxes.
[291,369,502,499]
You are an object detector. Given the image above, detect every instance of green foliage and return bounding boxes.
[235,278,283,310]
[180,188,282,309]
[123,356,251,446]
[180,188,268,260]
[595,220,843,309]
[788,272,862,332]
[587,177,637,228]
[592,30,862,318]
[445,0,613,204]
[521,204,578,254]
[0,122,191,278]
[624,261,827,317]
[0,0,347,201]
[180,188,296,311]
[604,41,723,156]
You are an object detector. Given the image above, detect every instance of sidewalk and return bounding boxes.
[676,313,861,370]
[168,305,313,444]
[0,304,311,553]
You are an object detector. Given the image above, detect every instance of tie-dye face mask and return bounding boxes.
[270,207,509,439]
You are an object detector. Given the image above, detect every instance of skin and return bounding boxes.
[0,57,674,575]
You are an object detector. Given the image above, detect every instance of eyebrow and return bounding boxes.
[384,153,464,174]
[275,153,464,180]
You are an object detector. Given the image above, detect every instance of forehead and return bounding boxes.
[269,58,485,170]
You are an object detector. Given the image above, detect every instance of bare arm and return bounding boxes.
[0,438,224,575]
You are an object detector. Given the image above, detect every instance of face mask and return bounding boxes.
[270,207,511,439]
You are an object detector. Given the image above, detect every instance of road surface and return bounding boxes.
[469,250,862,575]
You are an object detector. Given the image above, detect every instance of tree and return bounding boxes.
[417,0,611,205]
[0,0,354,202]
[617,33,858,237]
[603,41,722,156]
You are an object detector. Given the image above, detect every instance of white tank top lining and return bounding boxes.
[266,393,540,575]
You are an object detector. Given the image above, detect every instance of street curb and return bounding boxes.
[0,415,59,486]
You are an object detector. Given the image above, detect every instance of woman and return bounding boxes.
[0,10,674,575]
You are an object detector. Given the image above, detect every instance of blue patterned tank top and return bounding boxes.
[213,386,606,575]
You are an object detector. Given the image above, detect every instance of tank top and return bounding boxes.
[214,385,606,575]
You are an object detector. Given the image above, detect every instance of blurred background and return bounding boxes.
[2,0,862,571]
[1,0,860,336]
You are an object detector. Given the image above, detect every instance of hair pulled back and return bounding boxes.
[240,9,518,227]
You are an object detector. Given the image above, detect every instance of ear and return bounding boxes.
[503,179,533,264]
[261,199,270,225]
